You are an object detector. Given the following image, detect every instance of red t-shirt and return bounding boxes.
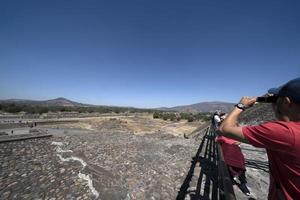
[242,121,300,200]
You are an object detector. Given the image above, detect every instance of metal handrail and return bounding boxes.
[180,123,237,199]
[211,127,237,200]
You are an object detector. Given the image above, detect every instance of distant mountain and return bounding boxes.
[0,97,277,122]
[0,97,90,107]
[158,101,235,113]
[44,97,88,107]
[1,98,235,113]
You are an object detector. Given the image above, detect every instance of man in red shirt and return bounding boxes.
[218,77,300,200]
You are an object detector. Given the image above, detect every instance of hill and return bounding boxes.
[0,97,90,107]
[159,101,235,113]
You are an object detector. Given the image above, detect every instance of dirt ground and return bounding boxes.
[0,114,268,199]
[0,113,207,200]
[39,113,204,137]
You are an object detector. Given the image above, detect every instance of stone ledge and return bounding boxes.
[0,134,52,143]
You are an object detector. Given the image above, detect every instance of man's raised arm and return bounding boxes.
[218,96,257,144]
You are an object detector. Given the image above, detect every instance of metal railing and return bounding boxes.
[208,126,236,200]
[177,125,237,200]
[177,126,216,200]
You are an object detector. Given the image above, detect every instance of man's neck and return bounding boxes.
[283,113,300,122]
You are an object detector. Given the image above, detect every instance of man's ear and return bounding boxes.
[283,97,292,107]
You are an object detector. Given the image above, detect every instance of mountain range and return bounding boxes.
[0,98,235,113]
[159,101,235,113]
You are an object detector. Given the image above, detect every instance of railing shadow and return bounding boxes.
[245,158,269,173]
[176,127,219,200]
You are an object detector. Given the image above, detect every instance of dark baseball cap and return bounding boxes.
[268,77,300,103]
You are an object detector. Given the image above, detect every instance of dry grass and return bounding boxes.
[41,113,203,137]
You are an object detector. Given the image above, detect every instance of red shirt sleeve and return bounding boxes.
[242,121,295,151]
[215,135,237,145]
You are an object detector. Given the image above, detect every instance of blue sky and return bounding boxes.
[0,0,299,108]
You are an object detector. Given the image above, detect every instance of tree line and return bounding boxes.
[0,103,213,121]
[153,111,212,122]
[0,103,156,115]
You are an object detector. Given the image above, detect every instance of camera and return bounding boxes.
[256,96,278,103]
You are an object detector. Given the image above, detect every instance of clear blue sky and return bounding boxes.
[1,0,299,108]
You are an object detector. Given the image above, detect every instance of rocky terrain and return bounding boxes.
[0,105,273,200]
[0,128,202,199]
[239,103,275,125]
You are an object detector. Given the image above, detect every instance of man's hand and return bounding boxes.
[239,96,257,108]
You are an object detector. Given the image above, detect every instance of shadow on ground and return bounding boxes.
[176,129,219,200]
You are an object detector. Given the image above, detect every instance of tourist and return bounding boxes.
[215,113,251,196]
[218,77,300,199]
[212,110,221,131]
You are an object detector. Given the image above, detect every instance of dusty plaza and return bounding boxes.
[0,114,204,199]
[0,113,270,200]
